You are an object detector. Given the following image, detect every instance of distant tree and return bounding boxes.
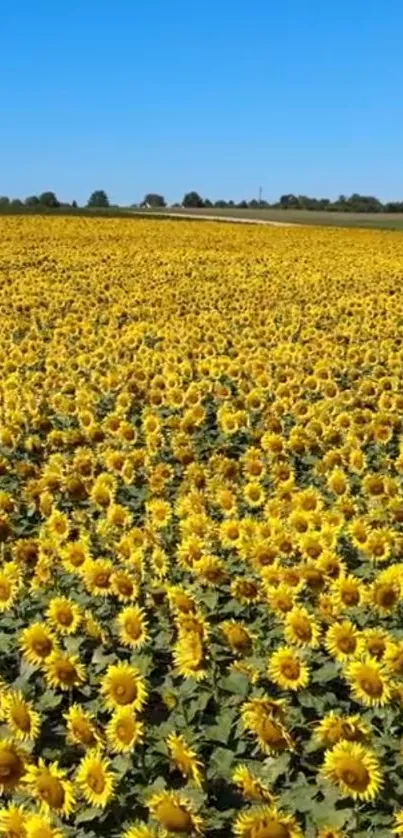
[143,193,166,208]
[25,195,40,207]
[248,199,260,208]
[10,199,23,208]
[204,199,213,208]
[72,200,78,209]
[214,200,228,208]
[279,194,300,209]
[171,203,181,208]
[87,190,110,208]
[237,200,248,209]
[39,191,60,208]
[183,191,204,208]
[0,196,10,206]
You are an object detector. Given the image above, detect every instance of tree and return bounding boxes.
[72,200,78,208]
[25,195,40,207]
[10,199,23,207]
[0,196,10,207]
[39,191,60,208]
[143,193,166,208]
[204,199,213,208]
[214,200,228,208]
[237,200,248,209]
[87,190,110,208]
[183,191,204,208]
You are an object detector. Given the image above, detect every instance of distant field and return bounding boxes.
[133,206,403,229]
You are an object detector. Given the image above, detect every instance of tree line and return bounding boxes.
[2,189,403,214]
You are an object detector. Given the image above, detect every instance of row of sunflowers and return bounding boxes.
[0,216,403,837]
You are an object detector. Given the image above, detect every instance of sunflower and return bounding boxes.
[174,632,207,681]
[47,509,70,543]
[117,605,149,650]
[322,741,382,801]
[266,584,296,616]
[166,732,204,787]
[233,804,303,838]
[100,662,148,711]
[3,691,41,741]
[0,803,27,837]
[47,596,81,634]
[148,790,204,835]
[19,623,58,666]
[111,569,139,602]
[24,759,76,816]
[345,657,392,707]
[385,640,403,677]
[76,749,115,809]
[64,704,102,749]
[0,569,18,611]
[268,647,310,691]
[243,482,266,508]
[0,739,26,794]
[25,813,63,838]
[147,498,172,529]
[44,651,86,691]
[106,707,144,753]
[325,621,364,662]
[370,578,401,614]
[166,585,196,614]
[122,824,158,838]
[331,575,363,609]
[220,621,253,654]
[317,829,346,838]
[231,578,260,604]
[362,628,389,660]
[192,555,227,585]
[315,712,371,747]
[84,558,113,595]
[393,811,403,835]
[283,606,320,648]
[232,765,273,802]
[61,538,91,574]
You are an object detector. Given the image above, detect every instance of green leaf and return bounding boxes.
[312,662,340,683]
[209,747,235,776]
[75,807,101,824]
[37,691,63,711]
[220,671,249,696]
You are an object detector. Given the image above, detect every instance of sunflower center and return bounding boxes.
[37,774,65,808]
[293,619,312,641]
[338,635,356,653]
[376,585,397,607]
[116,579,133,596]
[11,704,31,732]
[281,660,300,680]
[57,607,73,626]
[87,769,105,793]
[94,572,110,588]
[338,757,369,791]
[0,749,21,782]
[55,661,78,685]
[227,626,251,651]
[0,580,11,599]
[113,680,137,704]
[125,619,141,639]
[342,589,359,605]
[359,674,383,697]
[74,720,96,745]
[116,720,135,743]
[33,637,52,657]
[156,800,193,832]
[259,719,287,749]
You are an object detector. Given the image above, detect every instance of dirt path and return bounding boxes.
[134,211,296,227]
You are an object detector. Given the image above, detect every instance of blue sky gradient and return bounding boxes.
[2,0,403,204]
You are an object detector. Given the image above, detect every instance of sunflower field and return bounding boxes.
[1,215,403,838]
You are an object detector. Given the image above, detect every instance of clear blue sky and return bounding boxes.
[2,0,403,204]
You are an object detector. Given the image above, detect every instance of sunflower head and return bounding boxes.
[64,704,102,749]
[268,647,310,691]
[323,741,382,801]
[23,759,76,816]
[44,651,86,691]
[117,605,149,649]
[345,657,392,707]
[3,690,41,741]
[76,749,115,809]
[166,732,204,787]
[101,662,148,711]
[148,790,204,834]
[0,739,26,793]
[19,623,57,666]
[25,812,63,838]
[106,707,144,753]
[233,803,303,837]
[0,803,27,838]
